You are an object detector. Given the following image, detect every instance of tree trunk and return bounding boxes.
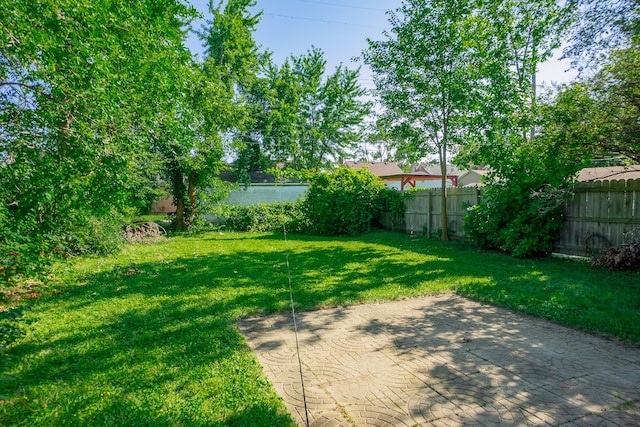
[439,145,449,241]
[175,196,186,231]
[186,172,198,227]
[171,164,187,231]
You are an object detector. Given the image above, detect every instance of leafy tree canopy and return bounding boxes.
[363,0,495,240]
[363,0,571,239]
[542,38,640,164]
[238,46,371,174]
[0,0,197,272]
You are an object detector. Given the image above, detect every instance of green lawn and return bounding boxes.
[1,231,639,426]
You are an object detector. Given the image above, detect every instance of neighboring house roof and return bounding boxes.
[576,165,640,182]
[458,169,490,180]
[415,164,468,176]
[344,161,404,177]
[458,169,490,187]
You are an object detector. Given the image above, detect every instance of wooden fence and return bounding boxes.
[387,179,640,257]
[403,187,481,238]
[553,179,640,256]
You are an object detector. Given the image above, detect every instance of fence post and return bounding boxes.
[426,191,433,236]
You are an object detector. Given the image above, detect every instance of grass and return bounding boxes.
[1,230,639,426]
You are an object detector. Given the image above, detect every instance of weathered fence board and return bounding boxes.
[390,179,640,257]
[553,179,640,256]
[404,187,481,238]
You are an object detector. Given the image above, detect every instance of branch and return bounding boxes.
[0,81,43,91]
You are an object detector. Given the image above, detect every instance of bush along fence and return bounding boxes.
[382,179,640,257]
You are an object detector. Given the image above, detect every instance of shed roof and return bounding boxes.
[576,165,640,182]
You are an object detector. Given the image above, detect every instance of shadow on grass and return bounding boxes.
[1,231,638,426]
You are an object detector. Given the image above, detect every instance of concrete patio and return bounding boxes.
[238,294,640,426]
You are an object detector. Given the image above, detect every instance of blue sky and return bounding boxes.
[186,0,577,91]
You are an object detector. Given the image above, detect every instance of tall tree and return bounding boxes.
[591,38,640,163]
[160,0,262,231]
[0,0,196,264]
[363,0,490,240]
[459,0,583,258]
[231,52,293,182]
[457,0,574,173]
[243,47,371,172]
[537,1,640,165]
[151,62,230,231]
[467,0,573,160]
[355,116,400,163]
[541,39,640,164]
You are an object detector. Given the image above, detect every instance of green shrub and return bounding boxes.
[302,167,387,236]
[51,211,126,256]
[0,201,61,285]
[215,202,306,233]
[375,187,408,231]
[1,206,127,287]
[212,169,405,236]
[464,182,567,258]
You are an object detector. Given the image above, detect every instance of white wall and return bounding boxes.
[223,184,309,205]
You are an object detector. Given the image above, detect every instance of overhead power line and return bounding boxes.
[294,0,388,12]
[263,13,382,29]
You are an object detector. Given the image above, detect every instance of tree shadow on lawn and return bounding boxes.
[3,289,293,426]
[2,233,458,425]
[2,233,446,426]
[251,231,640,342]
[2,231,639,425]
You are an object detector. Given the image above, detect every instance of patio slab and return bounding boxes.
[238,294,640,426]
